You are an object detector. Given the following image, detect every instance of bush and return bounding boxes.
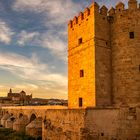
[0,127,36,140]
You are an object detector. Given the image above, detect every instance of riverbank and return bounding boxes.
[0,126,38,140]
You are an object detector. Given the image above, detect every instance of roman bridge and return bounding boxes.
[0,105,140,140]
[0,106,67,139]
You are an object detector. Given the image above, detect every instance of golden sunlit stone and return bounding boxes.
[0,1,140,140]
[68,0,140,108]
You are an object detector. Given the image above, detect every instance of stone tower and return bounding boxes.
[9,88,12,93]
[111,0,140,106]
[68,0,140,108]
[68,3,112,108]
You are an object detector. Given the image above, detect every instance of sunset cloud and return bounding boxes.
[0,0,139,99]
[0,51,67,98]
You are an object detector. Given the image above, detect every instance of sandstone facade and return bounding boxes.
[0,104,140,140]
[68,0,140,108]
[42,106,140,140]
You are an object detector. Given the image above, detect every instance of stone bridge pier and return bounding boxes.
[0,106,66,139]
[1,111,11,127]
[13,113,29,132]
[0,106,46,139]
[26,115,42,138]
[5,114,16,129]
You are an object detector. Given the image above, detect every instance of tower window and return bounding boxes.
[78,38,82,45]
[101,133,104,136]
[80,70,84,77]
[129,32,134,39]
[79,98,83,107]
[139,65,140,72]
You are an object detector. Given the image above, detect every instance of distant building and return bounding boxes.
[7,89,32,103]
[0,89,32,105]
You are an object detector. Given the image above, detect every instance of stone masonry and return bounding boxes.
[68,0,140,108]
[0,0,140,140]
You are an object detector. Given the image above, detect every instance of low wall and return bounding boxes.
[42,106,140,140]
[43,109,86,140]
[85,107,140,139]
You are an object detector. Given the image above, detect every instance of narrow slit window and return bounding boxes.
[79,98,83,107]
[80,70,84,77]
[129,32,134,39]
[78,38,82,45]
[101,133,104,136]
[139,65,140,72]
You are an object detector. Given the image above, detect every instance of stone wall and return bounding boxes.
[68,5,96,108]
[85,106,140,140]
[68,0,140,108]
[42,106,140,140]
[111,0,140,106]
[42,109,85,140]
[94,5,112,107]
[0,105,140,140]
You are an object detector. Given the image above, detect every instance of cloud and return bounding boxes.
[17,30,39,46]
[16,30,67,61]
[0,20,14,44]
[0,52,46,79]
[0,52,36,69]
[0,52,67,96]
[14,83,39,91]
[12,1,82,35]
[12,0,82,61]
[12,0,45,13]
[40,32,67,61]
[12,0,84,61]
[12,0,82,21]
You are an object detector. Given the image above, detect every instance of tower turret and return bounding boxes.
[128,0,137,10]
[108,7,115,16]
[9,88,12,93]
[100,5,108,16]
[68,2,112,108]
[68,0,140,108]
[116,2,125,12]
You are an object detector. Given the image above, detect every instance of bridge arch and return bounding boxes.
[5,111,9,114]
[19,113,23,118]
[30,113,36,122]
[26,114,42,139]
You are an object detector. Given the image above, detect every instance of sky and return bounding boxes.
[0,0,139,99]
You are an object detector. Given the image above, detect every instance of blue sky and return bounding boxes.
[0,0,139,99]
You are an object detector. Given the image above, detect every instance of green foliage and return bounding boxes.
[0,127,36,140]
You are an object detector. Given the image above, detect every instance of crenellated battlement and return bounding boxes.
[115,2,125,12]
[68,0,140,29]
[78,12,84,24]
[108,7,115,16]
[100,5,108,16]
[68,2,99,29]
[68,0,140,108]
[84,7,90,18]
